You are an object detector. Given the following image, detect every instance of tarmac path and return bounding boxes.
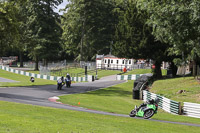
[0,75,200,127]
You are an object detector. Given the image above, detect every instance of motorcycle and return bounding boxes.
[57,77,65,90]
[65,78,71,88]
[129,98,159,119]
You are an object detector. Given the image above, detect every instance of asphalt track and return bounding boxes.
[0,75,200,127]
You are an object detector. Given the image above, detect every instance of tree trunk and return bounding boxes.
[43,59,48,67]
[34,57,39,71]
[170,61,177,77]
[19,51,23,67]
[193,61,196,78]
[153,61,162,79]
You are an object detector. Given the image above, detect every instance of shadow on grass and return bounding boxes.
[86,87,132,97]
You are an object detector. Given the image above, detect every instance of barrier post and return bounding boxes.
[178,102,182,115]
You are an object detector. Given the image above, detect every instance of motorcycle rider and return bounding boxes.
[137,98,159,111]
[65,73,71,87]
[66,73,71,80]
[57,76,65,90]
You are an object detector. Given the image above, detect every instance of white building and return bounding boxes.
[96,54,135,70]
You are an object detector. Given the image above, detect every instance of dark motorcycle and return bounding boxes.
[129,98,160,119]
[65,78,71,88]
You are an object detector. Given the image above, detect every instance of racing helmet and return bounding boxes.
[147,99,154,104]
[155,98,160,104]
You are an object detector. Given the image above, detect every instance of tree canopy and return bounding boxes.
[1,0,200,78]
[62,0,117,61]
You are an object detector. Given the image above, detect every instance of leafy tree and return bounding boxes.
[0,0,19,56]
[62,0,117,61]
[113,0,170,78]
[137,0,200,76]
[24,0,63,70]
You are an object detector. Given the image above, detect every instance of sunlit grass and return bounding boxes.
[151,76,200,104]
[0,100,199,133]
[59,81,200,125]
[0,69,56,87]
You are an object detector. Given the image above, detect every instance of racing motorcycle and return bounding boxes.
[129,98,160,119]
[65,78,71,88]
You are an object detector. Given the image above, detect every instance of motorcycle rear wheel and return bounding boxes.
[129,110,137,117]
[144,109,155,119]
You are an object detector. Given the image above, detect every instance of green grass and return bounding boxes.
[123,69,167,76]
[59,81,200,125]
[0,100,199,133]
[96,70,121,79]
[150,76,200,104]
[26,68,121,79]
[0,69,56,87]
[124,69,152,75]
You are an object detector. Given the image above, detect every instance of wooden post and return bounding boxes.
[178,102,182,115]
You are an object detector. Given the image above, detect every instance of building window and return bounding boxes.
[129,60,131,64]
[122,60,124,64]
[111,60,113,63]
[105,59,107,63]
[117,60,119,64]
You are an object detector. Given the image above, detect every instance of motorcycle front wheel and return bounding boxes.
[129,110,137,117]
[144,109,155,119]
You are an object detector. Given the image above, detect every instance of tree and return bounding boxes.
[137,0,200,76]
[0,1,20,56]
[24,0,63,70]
[113,0,170,78]
[62,0,117,61]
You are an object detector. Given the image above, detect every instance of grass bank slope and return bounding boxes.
[0,101,199,133]
[59,81,200,125]
[0,69,56,87]
[151,76,200,104]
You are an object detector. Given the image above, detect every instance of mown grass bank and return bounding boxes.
[26,68,121,79]
[59,80,200,125]
[150,76,200,104]
[0,69,56,87]
[0,100,199,133]
[123,69,167,76]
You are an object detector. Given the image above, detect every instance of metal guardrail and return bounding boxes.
[96,64,151,70]
[143,90,181,115]
[183,102,200,118]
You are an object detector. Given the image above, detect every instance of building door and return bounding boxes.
[108,59,110,68]
[125,59,128,68]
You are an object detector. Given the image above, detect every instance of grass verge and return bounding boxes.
[0,69,56,87]
[123,69,167,76]
[150,76,200,104]
[26,69,122,79]
[59,81,200,125]
[0,100,199,133]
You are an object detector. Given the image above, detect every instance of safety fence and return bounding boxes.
[0,66,93,82]
[116,74,142,80]
[143,90,181,115]
[96,64,151,70]
[183,102,200,118]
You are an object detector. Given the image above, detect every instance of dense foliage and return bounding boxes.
[62,0,117,61]
[0,0,199,77]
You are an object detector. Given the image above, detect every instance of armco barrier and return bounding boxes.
[116,74,142,80]
[143,90,181,115]
[183,102,200,118]
[0,65,93,82]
